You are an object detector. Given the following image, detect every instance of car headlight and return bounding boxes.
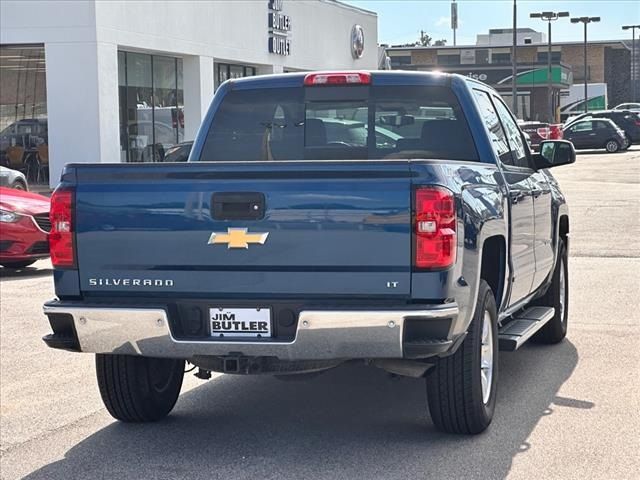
[164,146,180,156]
[0,209,21,223]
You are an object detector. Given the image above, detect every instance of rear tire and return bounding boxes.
[532,239,568,344]
[96,354,184,422]
[605,139,620,153]
[426,280,498,434]
[1,260,36,269]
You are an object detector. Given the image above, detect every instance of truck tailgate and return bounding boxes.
[74,161,412,298]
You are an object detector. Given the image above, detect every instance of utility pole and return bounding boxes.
[622,25,640,102]
[571,16,600,113]
[451,1,458,47]
[511,0,518,116]
[530,11,569,123]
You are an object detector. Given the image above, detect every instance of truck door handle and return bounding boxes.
[211,192,265,220]
[509,191,523,204]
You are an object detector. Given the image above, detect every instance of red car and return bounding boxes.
[0,187,50,268]
[518,121,563,151]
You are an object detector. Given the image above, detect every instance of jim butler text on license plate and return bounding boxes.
[210,308,271,337]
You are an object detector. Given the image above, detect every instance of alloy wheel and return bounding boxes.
[480,310,494,405]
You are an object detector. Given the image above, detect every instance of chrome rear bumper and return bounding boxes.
[43,303,460,360]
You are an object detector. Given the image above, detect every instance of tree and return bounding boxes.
[419,30,433,46]
[392,31,440,48]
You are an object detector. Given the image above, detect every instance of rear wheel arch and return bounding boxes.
[11,179,27,190]
[480,235,506,309]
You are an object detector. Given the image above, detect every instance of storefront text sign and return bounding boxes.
[268,0,291,56]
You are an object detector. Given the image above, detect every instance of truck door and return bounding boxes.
[529,171,554,291]
[491,95,545,304]
[473,90,536,304]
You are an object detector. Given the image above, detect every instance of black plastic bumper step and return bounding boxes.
[403,338,454,359]
[498,306,555,351]
[42,333,80,352]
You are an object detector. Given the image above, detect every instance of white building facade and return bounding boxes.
[0,0,378,187]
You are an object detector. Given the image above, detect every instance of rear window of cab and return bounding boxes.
[199,85,479,162]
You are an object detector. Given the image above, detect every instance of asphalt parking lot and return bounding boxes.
[1,147,639,480]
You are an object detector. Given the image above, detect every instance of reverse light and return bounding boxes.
[49,188,75,268]
[304,72,371,86]
[536,127,551,140]
[414,187,456,270]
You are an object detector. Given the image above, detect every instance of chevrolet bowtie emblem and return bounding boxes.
[207,228,269,249]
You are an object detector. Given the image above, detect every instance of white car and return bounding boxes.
[0,166,28,190]
[612,103,640,112]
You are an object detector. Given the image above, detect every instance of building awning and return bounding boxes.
[497,65,572,88]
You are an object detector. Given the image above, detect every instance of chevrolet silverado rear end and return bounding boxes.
[43,71,573,434]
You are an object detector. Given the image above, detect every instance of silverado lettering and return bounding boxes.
[88,278,174,287]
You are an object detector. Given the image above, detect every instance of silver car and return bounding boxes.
[0,166,28,190]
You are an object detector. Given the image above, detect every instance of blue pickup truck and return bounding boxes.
[43,71,574,434]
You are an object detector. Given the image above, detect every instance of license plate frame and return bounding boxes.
[209,307,272,338]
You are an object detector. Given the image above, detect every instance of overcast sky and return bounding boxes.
[343,0,639,46]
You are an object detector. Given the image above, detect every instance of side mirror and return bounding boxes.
[534,140,576,169]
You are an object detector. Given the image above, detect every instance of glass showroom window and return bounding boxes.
[216,63,257,90]
[118,51,184,162]
[0,44,49,183]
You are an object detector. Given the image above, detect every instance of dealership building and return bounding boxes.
[386,28,633,123]
[0,0,378,187]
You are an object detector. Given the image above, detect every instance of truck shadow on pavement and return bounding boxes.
[24,341,587,480]
[0,266,53,280]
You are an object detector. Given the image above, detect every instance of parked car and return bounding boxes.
[124,121,184,162]
[0,187,50,268]
[0,166,28,190]
[43,71,575,435]
[563,118,628,152]
[612,103,640,112]
[564,110,640,145]
[518,121,563,151]
[163,141,193,162]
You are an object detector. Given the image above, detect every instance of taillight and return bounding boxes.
[549,124,563,139]
[414,187,456,270]
[536,127,551,140]
[49,187,75,268]
[304,72,371,86]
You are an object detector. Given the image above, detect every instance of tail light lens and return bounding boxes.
[49,188,75,268]
[549,124,563,139]
[536,127,551,140]
[414,187,456,269]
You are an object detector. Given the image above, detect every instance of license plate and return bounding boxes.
[209,308,271,338]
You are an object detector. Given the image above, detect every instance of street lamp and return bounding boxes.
[530,11,569,122]
[571,16,601,113]
[622,25,640,102]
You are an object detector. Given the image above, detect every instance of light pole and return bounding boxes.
[530,11,569,122]
[622,25,640,102]
[571,16,600,113]
[511,0,518,116]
